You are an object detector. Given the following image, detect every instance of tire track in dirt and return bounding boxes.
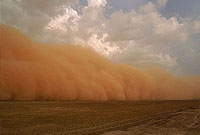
[102,103,200,135]
[52,104,199,135]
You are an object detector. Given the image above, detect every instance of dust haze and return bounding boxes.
[0,24,200,100]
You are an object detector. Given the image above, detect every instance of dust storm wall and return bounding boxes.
[0,24,200,100]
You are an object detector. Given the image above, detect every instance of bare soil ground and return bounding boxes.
[0,100,199,135]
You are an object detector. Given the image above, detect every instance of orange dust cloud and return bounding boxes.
[0,24,200,100]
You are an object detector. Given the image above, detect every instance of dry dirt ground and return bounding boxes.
[0,100,200,135]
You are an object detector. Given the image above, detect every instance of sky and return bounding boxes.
[1,0,200,75]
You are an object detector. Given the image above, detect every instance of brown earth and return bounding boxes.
[0,100,199,135]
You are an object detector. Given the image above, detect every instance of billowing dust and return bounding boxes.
[0,24,200,100]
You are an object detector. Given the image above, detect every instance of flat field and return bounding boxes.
[0,100,200,135]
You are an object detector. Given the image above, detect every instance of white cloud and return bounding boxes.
[1,0,200,75]
[0,0,78,38]
[46,6,80,31]
[111,45,177,69]
[87,0,107,7]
